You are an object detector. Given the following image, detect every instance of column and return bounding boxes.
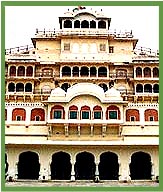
[39,152,51,180]
[139,108,145,125]
[95,156,100,181]
[25,107,31,126]
[70,155,76,181]
[102,124,106,137]
[77,124,80,136]
[119,153,131,181]
[90,124,94,136]
[7,149,19,180]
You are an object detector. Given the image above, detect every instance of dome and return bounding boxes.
[51,87,66,96]
[105,87,122,101]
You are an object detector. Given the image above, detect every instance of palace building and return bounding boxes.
[5,7,159,182]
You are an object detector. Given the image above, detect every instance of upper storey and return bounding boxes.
[58,6,111,31]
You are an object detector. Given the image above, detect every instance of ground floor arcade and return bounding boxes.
[5,144,159,181]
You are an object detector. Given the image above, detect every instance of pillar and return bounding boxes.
[70,155,76,181]
[39,151,51,180]
[119,153,131,181]
[64,124,69,137]
[95,156,100,181]
[77,124,80,136]
[102,124,106,137]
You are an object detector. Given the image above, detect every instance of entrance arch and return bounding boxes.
[50,152,71,180]
[18,151,40,179]
[99,152,119,180]
[75,152,95,180]
[130,151,152,180]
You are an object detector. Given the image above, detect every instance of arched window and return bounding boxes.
[74,20,80,28]
[90,20,96,28]
[25,83,32,92]
[98,20,106,29]
[153,67,159,78]
[50,105,65,119]
[12,108,26,121]
[17,66,25,76]
[8,83,15,92]
[62,66,71,77]
[136,84,143,93]
[80,66,89,76]
[72,67,79,77]
[144,67,151,78]
[144,84,152,93]
[61,83,70,92]
[136,67,142,77]
[144,109,158,121]
[81,20,89,28]
[153,84,159,93]
[64,20,72,28]
[93,105,102,119]
[90,67,97,77]
[126,109,140,121]
[9,66,16,76]
[98,67,107,77]
[31,108,45,121]
[99,83,108,92]
[81,106,90,119]
[26,66,33,77]
[106,105,120,120]
[69,105,78,119]
[16,83,24,92]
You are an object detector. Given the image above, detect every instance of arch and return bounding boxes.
[98,67,107,77]
[74,20,80,28]
[17,66,25,76]
[144,84,152,93]
[69,105,78,119]
[8,83,15,92]
[80,66,89,77]
[12,108,26,121]
[5,109,7,121]
[136,84,143,93]
[26,66,33,77]
[153,67,159,78]
[144,109,158,121]
[16,83,24,92]
[99,83,108,92]
[5,153,9,177]
[75,152,95,180]
[81,20,89,28]
[50,105,65,119]
[126,109,140,121]
[99,152,119,180]
[64,20,72,28]
[98,20,106,29]
[72,67,79,77]
[93,105,102,119]
[9,66,16,76]
[130,151,152,180]
[18,151,40,179]
[25,83,32,92]
[90,67,97,77]
[31,108,45,121]
[62,66,71,77]
[61,83,71,92]
[90,20,96,28]
[143,67,151,78]
[69,105,78,110]
[51,152,71,180]
[136,67,142,77]
[153,84,159,93]
[106,105,120,120]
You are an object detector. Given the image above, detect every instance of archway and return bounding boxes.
[75,152,95,180]
[130,151,152,180]
[5,153,9,178]
[8,83,15,92]
[50,152,71,180]
[99,152,119,180]
[18,151,40,179]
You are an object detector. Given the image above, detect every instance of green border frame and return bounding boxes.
[1,1,162,191]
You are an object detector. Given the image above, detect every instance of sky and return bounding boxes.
[5,6,159,51]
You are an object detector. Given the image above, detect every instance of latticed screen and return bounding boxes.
[94,111,101,119]
[70,111,77,119]
[54,111,62,119]
[109,111,117,119]
[82,111,89,119]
